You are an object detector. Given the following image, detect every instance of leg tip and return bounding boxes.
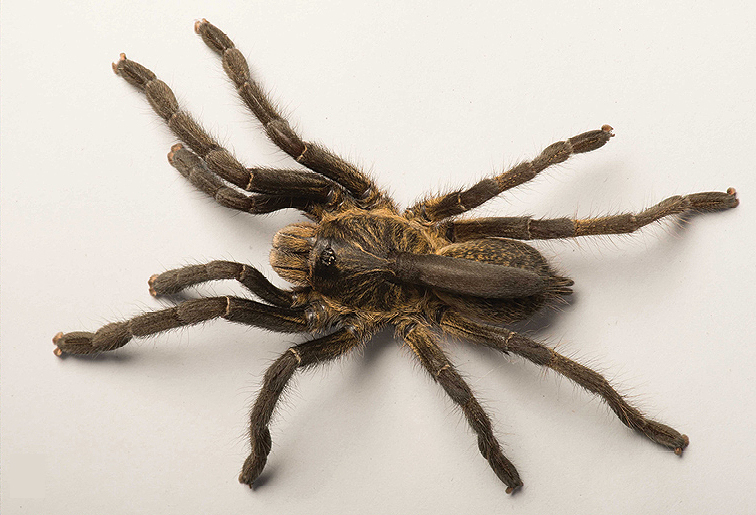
[727,187,739,207]
[239,453,266,487]
[167,143,183,164]
[148,274,160,296]
[674,434,690,456]
[53,332,64,357]
[238,470,257,488]
[506,482,523,495]
[194,18,209,33]
[51,331,98,355]
[112,53,127,74]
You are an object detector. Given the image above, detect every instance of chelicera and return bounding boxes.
[54,19,739,493]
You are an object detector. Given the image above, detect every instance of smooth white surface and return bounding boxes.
[2,1,755,513]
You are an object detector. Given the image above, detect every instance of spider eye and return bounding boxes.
[320,248,336,267]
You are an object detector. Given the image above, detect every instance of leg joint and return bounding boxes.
[287,347,303,364]
[435,364,451,377]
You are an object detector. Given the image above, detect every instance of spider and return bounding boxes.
[53,19,739,494]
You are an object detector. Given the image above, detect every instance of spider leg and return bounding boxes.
[399,321,523,493]
[167,144,339,216]
[147,260,295,308]
[447,189,739,241]
[407,126,614,222]
[53,297,307,356]
[239,326,371,486]
[440,312,690,455]
[113,55,345,216]
[194,20,388,209]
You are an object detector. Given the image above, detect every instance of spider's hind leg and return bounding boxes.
[447,189,739,241]
[440,312,690,455]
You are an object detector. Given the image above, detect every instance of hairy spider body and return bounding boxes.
[53,20,738,494]
[276,209,432,313]
[271,208,571,327]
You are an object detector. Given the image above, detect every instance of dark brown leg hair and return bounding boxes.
[53,297,307,356]
[167,144,327,214]
[407,126,614,222]
[148,260,295,308]
[167,144,339,216]
[240,327,370,486]
[399,321,523,493]
[447,188,739,241]
[440,311,689,454]
[113,55,345,215]
[194,20,387,208]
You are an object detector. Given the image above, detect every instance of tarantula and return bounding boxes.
[53,20,739,494]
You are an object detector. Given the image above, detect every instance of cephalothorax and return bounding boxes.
[54,20,738,494]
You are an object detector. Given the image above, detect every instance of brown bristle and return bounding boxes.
[269,249,310,286]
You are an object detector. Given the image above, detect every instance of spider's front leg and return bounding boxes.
[113,55,345,217]
[194,20,388,209]
[147,260,294,308]
[399,321,523,493]
[53,296,307,356]
[239,326,373,486]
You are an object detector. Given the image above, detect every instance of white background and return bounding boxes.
[2,1,755,513]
